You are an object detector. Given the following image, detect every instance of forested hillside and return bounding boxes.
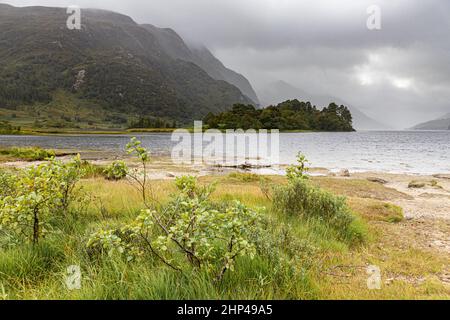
[0,4,252,129]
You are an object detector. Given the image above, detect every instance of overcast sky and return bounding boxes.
[3,0,450,128]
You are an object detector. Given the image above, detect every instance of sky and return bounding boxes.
[2,0,450,128]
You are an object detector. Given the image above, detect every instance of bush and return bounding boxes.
[88,175,264,280]
[273,178,364,243]
[286,152,310,182]
[0,170,16,198]
[0,157,85,245]
[103,161,128,181]
[88,138,265,281]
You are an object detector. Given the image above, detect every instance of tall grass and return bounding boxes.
[1,173,368,300]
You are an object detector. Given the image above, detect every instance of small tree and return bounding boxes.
[88,138,264,281]
[286,152,310,182]
[0,157,85,245]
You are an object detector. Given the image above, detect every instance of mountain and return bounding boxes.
[0,4,253,128]
[141,24,259,104]
[412,113,450,130]
[258,81,390,130]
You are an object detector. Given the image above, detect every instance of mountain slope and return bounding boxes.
[412,113,450,130]
[258,81,390,130]
[188,45,260,105]
[141,24,259,105]
[0,4,252,127]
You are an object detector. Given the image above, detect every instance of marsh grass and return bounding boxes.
[0,147,55,161]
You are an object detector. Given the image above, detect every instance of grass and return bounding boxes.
[347,198,404,223]
[0,147,56,161]
[311,177,412,200]
[0,171,448,300]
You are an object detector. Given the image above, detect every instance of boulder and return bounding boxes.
[367,177,388,184]
[339,169,351,177]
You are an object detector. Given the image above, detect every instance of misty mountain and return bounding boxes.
[142,24,259,105]
[258,81,390,130]
[0,4,253,126]
[412,113,450,130]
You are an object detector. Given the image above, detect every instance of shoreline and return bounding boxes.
[1,150,449,177]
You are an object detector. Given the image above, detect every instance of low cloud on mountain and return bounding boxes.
[4,0,450,128]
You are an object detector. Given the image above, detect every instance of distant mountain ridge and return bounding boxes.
[0,4,254,128]
[412,112,450,130]
[258,81,391,130]
[141,24,259,104]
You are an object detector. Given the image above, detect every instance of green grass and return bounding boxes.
[0,147,55,161]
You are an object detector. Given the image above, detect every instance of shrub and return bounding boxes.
[286,152,309,182]
[88,175,264,280]
[0,170,16,198]
[0,157,85,245]
[103,161,128,181]
[88,138,265,281]
[273,178,362,242]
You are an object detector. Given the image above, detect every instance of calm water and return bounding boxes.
[1,131,449,174]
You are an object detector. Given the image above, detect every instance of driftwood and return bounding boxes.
[214,162,272,171]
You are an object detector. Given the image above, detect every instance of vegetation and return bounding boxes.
[273,177,366,245]
[286,152,310,182]
[0,139,448,300]
[0,121,21,135]
[0,5,252,131]
[0,156,85,245]
[128,117,177,130]
[204,100,355,131]
[0,147,55,161]
[103,161,128,181]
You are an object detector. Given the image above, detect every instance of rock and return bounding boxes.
[367,177,388,184]
[339,169,351,177]
[408,181,426,188]
[166,172,176,178]
[432,174,450,180]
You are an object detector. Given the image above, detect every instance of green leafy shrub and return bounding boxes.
[103,161,128,181]
[0,170,16,198]
[286,152,309,181]
[273,177,365,244]
[0,157,85,245]
[88,138,265,280]
[88,175,264,280]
